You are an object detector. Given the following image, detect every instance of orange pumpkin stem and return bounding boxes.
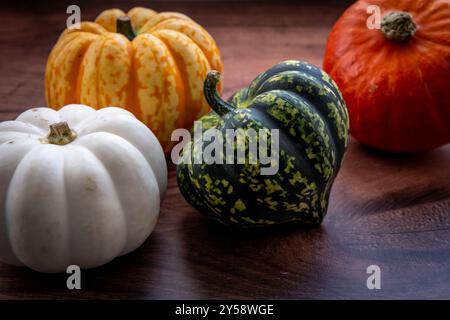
[381,12,416,42]
[46,122,77,145]
[117,16,136,41]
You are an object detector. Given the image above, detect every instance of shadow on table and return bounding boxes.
[176,141,450,299]
[332,141,450,216]
[177,210,339,299]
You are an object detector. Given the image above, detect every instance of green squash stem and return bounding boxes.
[380,12,416,42]
[116,16,136,41]
[204,71,235,116]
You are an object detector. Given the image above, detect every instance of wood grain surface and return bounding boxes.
[0,0,449,299]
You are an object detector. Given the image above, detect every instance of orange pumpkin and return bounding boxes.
[45,7,222,152]
[323,0,450,152]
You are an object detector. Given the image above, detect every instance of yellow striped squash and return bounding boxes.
[45,7,222,152]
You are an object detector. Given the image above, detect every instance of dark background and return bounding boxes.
[0,0,449,299]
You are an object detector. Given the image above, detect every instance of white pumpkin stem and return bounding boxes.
[47,122,77,145]
[381,12,416,42]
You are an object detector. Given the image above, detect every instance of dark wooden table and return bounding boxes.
[0,0,449,299]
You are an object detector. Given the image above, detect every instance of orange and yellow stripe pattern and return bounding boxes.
[45,7,222,151]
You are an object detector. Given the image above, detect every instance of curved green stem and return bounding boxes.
[116,16,136,41]
[47,122,77,145]
[380,12,416,42]
[204,71,235,116]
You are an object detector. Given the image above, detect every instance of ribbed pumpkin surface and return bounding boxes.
[45,7,222,151]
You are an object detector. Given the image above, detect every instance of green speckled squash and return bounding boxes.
[177,60,349,227]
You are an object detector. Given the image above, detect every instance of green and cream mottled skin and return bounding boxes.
[177,60,349,227]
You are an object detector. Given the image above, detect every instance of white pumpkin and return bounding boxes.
[0,104,167,273]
